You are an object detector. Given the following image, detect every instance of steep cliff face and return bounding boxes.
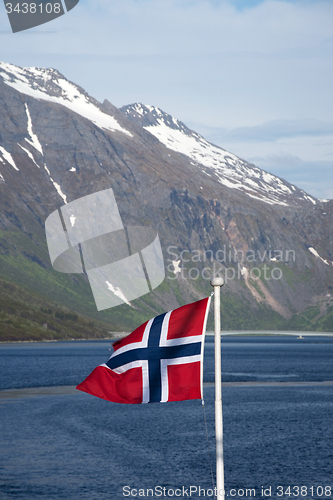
[0,62,332,339]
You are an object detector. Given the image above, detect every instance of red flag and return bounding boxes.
[76,298,211,404]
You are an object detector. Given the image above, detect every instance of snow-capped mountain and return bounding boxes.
[0,61,332,337]
[0,61,319,209]
[121,103,316,208]
[0,62,131,137]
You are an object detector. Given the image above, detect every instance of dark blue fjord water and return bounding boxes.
[1,336,333,499]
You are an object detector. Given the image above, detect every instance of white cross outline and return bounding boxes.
[101,297,211,403]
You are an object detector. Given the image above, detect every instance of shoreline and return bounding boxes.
[1,330,333,344]
[0,332,129,344]
[2,381,333,400]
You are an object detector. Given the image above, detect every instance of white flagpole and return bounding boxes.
[210,277,225,500]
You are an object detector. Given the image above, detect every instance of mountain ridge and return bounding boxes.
[0,61,332,340]
[120,102,319,208]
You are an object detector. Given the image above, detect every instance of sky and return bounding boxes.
[0,0,332,199]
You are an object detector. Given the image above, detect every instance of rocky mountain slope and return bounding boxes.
[120,103,317,208]
[0,61,333,340]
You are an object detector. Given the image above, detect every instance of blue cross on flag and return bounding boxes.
[77,298,211,404]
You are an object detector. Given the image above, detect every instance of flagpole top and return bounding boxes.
[210,277,224,287]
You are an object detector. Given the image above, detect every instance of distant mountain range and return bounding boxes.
[0,61,332,340]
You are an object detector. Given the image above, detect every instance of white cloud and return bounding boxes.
[190,118,333,159]
[198,119,333,143]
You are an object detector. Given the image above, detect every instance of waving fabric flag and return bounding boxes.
[76,297,211,404]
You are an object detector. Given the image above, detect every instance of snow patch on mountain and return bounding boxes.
[121,103,317,207]
[18,144,40,169]
[44,164,67,204]
[0,146,19,171]
[303,195,316,205]
[25,104,43,155]
[105,281,132,306]
[143,115,307,206]
[0,62,132,137]
[308,247,331,266]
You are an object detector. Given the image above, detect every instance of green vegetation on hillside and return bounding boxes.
[1,229,332,341]
[0,229,155,336]
[0,277,113,341]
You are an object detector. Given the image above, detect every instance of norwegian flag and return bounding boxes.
[76,298,211,404]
